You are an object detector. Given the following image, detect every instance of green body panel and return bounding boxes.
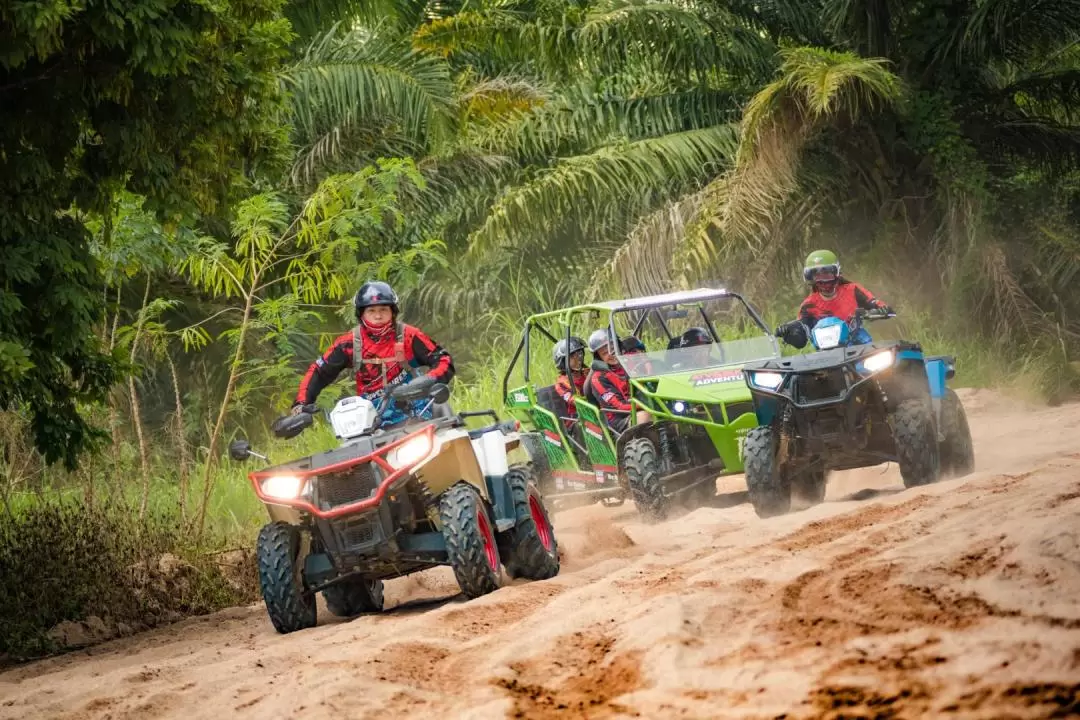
[573,399,618,469]
[530,406,581,472]
[505,383,534,425]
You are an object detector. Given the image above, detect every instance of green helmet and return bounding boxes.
[803,249,841,283]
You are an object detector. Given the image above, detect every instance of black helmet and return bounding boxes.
[354,281,399,319]
[674,327,711,349]
[620,335,646,353]
[587,328,615,355]
[553,336,586,371]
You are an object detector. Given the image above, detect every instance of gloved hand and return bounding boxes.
[877,303,894,315]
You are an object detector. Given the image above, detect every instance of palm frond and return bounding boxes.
[466,125,739,258]
[579,0,776,81]
[469,84,739,160]
[285,21,457,171]
[962,0,1080,63]
[721,47,903,245]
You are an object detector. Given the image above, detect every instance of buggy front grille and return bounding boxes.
[316,462,379,509]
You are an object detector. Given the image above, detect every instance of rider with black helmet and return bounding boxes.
[292,281,454,424]
[553,336,587,421]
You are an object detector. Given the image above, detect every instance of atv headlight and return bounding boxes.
[261,475,307,500]
[389,434,433,469]
[750,371,784,390]
[860,350,895,374]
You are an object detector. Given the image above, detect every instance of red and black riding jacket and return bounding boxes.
[295,322,454,405]
[798,278,887,329]
[585,359,632,426]
[554,371,587,417]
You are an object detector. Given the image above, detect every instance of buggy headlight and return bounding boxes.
[670,400,687,414]
[750,371,784,390]
[261,475,307,500]
[812,323,843,349]
[389,434,433,469]
[860,350,895,374]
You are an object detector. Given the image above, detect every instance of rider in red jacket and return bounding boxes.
[292,281,454,424]
[796,249,891,329]
[553,336,587,418]
[584,329,651,433]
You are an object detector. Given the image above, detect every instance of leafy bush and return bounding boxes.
[0,501,258,661]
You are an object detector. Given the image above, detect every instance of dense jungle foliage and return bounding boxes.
[2,0,1079,658]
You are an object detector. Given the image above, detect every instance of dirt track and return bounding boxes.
[2,388,1079,719]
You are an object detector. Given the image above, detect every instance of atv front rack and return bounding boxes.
[248,424,437,520]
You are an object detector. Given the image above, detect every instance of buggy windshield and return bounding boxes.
[610,293,779,379]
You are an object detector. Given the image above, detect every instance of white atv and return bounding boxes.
[228,375,560,634]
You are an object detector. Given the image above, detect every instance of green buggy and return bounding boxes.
[503,288,782,520]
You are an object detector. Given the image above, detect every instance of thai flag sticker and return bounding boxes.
[584,422,604,440]
[542,429,562,447]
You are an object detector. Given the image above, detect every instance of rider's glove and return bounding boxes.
[876,303,893,314]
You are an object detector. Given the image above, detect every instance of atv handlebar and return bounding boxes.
[272,411,314,439]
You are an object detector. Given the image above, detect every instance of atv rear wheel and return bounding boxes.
[939,389,974,478]
[322,577,384,617]
[891,399,940,488]
[499,465,560,580]
[791,465,827,507]
[439,482,502,599]
[743,426,792,518]
[623,437,667,521]
[256,522,317,634]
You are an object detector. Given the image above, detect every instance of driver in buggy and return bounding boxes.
[291,281,455,425]
[666,327,713,368]
[776,249,892,348]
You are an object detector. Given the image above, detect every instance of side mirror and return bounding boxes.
[229,439,252,461]
[430,382,451,404]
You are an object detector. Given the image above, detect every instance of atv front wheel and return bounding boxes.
[939,389,974,478]
[256,522,317,634]
[439,483,502,599]
[891,399,940,488]
[743,426,792,518]
[499,465,560,580]
[623,437,667,521]
[323,577,384,617]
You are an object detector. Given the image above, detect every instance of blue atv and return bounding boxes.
[739,308,974,518]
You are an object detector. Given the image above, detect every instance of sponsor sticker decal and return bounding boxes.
[689,369,744,386]
[542,429,562,447]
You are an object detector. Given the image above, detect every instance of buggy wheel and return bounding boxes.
[322,577,384,617]
[891,399,940,488]
[791,465,827,507]
[498,465,560,580]
[256,522,317,634]
[743,426,792,518]
[623,437,667,522]
[439,482,502,599]
[939,389,975,478]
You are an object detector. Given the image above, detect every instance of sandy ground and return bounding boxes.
[2,388,1079,719]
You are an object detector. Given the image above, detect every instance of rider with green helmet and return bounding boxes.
[776,250,891,347]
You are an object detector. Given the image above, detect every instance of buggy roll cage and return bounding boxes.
[500,288,773,403]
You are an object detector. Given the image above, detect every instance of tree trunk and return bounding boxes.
[168,354,190,520]
[194,290,255,545]
[130,275,153,522]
